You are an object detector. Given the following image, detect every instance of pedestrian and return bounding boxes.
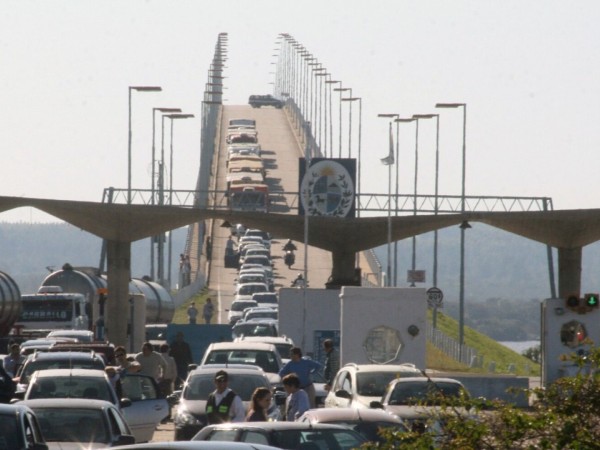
[206,370,245,424]
[169,332,193,388]
[206,236,213,260]
[187,301,199,324]
[225,235,236,255]
[3,343,25,378]
[135,342,167,383]
[203,297,215,324]
[114,346,141,375]
[179,254,186,288]
[323,339,340,392]
[278,347,322,408]
[282,373,310,421]
[159,343,177,396]
[246,387,272,422]
[0,362,15,404]
[184,255,192,285]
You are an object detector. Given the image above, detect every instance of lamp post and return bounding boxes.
[150,107,181,280]
[413,114,441,326]
[333,87,351,158]
[325,80,341,158]
[128,86,161,204]
[436,102,467,355]
[378,117,395,287]
[164,113,195,289]
[315,72,330,157]
[379,114,400,286]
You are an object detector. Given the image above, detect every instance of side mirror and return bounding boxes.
[335,390,352,400]
[167,392,181,406]
[119,398,132,408]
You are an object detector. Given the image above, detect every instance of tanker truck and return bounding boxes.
[13,263,175,349]
[0,271,22,343]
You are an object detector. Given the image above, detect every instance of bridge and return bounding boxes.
[2,33,600,346]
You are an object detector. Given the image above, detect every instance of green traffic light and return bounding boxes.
[585,293,600,308]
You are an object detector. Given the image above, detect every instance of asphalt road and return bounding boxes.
[151,420,175,442]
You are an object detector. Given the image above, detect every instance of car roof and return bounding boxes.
[388,376,464,385]
[0,403,34,415]
[191,364,266,375]
[47,329,93,336]
[343,363,422,373]
[201,421,359,431]
[113,442,282,450]
[206,342,278,351]
[25,351,102,360]
[31,368,107,378]
[235,336,292,344]
[299,407,403,423]
[21,398,116,409]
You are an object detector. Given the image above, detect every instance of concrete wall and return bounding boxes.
[341,287,426,370]
[279,287,426,369]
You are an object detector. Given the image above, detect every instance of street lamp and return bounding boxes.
[379,116,395,287]
[413,113,440,326]
[150,107,181,280]
[333,87,351,158]
[343,97,362,206]
[128,86,161,204]
[325,80,341,157]
[164,113,195,289]
[436,102,467,356]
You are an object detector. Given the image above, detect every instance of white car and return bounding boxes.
[251,292,278,308]
[241,306,278,323]
[200,342,283,386]
[235,272,268,287]
[324,363,424,409]
[233,282,269,302]
[23,368,168,443]
[227,299,258,325]
[234,335,293,362]
[46,329,95,342]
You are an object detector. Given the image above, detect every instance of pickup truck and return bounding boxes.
[0,403,48,449]
[248,94,284,109]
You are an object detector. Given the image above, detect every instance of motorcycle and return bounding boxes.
[291,276,307,288]
[284,250,295,268]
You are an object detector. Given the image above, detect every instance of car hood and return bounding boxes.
[182,399,253,416]
[47,442,110,450]
[266,373,281,386]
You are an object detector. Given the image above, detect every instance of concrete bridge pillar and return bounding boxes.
[558,246,582,298]
[328,247,360,289]
[105,240,132,347]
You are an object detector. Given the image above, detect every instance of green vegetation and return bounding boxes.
[171,289,210,324]
[429,310,540,376]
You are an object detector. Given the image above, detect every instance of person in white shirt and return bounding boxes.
[135,342,167,382]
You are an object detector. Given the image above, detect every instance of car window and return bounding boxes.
[185,374,269,401]
[28,376,113,402]
[357,372,416,397]
[107,407,130,436]
[243,430,270,445]
[21,357,104,382]
[340,372,352,393]
[0,414,18,449]
[121,374,159,401]
[206,429,238,441]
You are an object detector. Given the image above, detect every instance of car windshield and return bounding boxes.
[238,284,267,295]
[20,358,105,383]
[232,301,257,312]
[34,408,108,443]
[269,429,366,450]
[388,381,465,405]
[184,373,269,401]
[246,310,278,321]
[357,372,419,397]
[204,350,279,373]
[232,323,277,338]
[28,377,114,402]
[0,415,18,447]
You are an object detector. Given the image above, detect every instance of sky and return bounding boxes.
[1,0,600,223]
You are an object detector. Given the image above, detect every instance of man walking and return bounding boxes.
[278,347,322,408]
[323,339,340,392]
[187,302,199,324]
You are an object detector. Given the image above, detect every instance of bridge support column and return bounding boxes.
[105,240,132,347]
[327,248,360,289]
[558,246,582,298]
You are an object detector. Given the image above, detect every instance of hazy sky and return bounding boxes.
[2,0,599,222]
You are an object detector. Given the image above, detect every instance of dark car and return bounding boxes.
[248,95,284,109]
[193,421,367,450]
[0,403,48,449]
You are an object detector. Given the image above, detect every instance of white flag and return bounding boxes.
[380,122,394,165]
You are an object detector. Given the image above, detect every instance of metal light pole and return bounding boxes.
[325,80,340,158]
[164,113,195,289]
[333,87,351,158]
[128,86,161,204]
[150,107,181,280]
[315,72,330,157]
[379,119,395,287]
[413,114,440,326]
[436,102,467,355]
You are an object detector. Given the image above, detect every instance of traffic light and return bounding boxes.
[566,294,580,310]
[584,293,600,309]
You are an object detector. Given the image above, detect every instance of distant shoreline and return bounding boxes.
[500,340,539,354]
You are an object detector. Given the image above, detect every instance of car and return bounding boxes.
[0,403,48,449]
[171,364,276,440]
[297,407,408,443]
[46,329,95,342]
[233,336,294,363]
[233,283,269,304]
[145,324,168,350]
[240,256,271,270]
[112,442,282,450]
[324,363,424,409]
[19,339,78,355]
[235,272,268,287]
[239,263,274,281]
[228,118,256,129]
[231,319,279,340]
[200,342,283,386]
[192,421,368,449]
[251,292,278,308]
[248,94,284,109]
[227,299,258,325]
[241,307,278,323]
[15,350,106,394]
[22,398,135,448]
[239,248,271,267]
[23,368,168,443]
[375,376,469,407]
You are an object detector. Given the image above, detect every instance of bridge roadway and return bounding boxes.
[205,105,337,324]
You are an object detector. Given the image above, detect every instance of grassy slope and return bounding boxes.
[173,292,540,376]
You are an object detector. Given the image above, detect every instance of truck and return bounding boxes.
[14,286,89,336]
[229,183,269,213]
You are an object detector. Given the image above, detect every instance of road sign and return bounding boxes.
[407,270,426,283]
[427,287,444,308]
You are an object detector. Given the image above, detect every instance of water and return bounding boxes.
[499,340,540,354]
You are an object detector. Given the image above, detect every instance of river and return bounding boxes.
[499,340,540,354]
